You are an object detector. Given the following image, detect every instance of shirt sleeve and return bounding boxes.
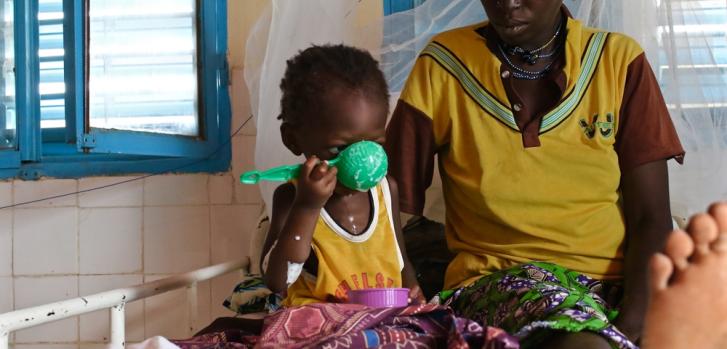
[615,53,685,172]
[385,100,437,216]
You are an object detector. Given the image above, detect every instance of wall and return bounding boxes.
[0,1,410,346]
[0,1,269,347]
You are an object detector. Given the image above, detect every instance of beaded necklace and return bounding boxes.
[496,21,564,80]
[501,21,563,65]
[497,40,563,80]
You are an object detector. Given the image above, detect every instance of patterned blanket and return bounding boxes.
[174,303,518,349]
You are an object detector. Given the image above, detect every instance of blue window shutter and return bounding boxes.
[65,0,83,144]
[17,0,41,163]
[39,0,66,130]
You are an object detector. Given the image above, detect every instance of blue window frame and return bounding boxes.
[0,0,230,179]
[383,0,425,15]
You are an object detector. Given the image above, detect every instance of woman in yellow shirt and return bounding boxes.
[386,1,683,348]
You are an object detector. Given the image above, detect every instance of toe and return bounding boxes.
[707,203,727,253]
[707,202,727,234]
[664,230,694,270]
[686,213,719,256]
[648,252,673,291]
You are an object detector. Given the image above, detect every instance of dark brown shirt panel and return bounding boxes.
[385,101,436,215]
[616,53,685,172]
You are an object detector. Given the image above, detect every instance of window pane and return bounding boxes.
[1,0,15,148]
[658,0,727,107]
[88,0,198,136]
[39,0,65,129]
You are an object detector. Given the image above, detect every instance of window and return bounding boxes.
[382,0,427,92]
[0,0,15,153]
[0,0,230,179]
[657,0,727,110]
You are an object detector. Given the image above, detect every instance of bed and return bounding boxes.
[0,211,272,349]
[0,202,685,349]
[0,209,487,349]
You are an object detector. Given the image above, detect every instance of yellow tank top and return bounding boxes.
[282,179,404,306]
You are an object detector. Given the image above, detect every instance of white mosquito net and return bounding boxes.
[244,0,727,221]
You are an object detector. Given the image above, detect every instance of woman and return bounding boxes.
[385,0,684,348]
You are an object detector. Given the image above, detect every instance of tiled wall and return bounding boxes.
[0,66,263,348]
[0,1,405,347]
[0,0,273,345]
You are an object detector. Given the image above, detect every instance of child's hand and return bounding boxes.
[408,285,426,305]
[294,155,338,209]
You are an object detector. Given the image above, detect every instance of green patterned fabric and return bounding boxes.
[223,275,281,314]
[439,262,636,349]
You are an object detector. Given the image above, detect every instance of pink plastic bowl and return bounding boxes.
[348,288,409,308]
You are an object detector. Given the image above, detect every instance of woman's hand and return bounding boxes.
[408,284,426,304]
[294,156,338,209]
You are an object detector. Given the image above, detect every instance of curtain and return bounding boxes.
[245,0,727,221]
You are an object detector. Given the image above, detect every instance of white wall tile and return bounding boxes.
[0,210,11,276]
[144,207,210,274]
[14,276,78,343]
[0,277,12,313]
[79,345,108,349]
[79,208,142,274]
[14,208,78,275]
[13,179,77,208]
[0,181,11,207]
[79,345,110,349]
[230,68,256,137]
[79,275,144,342]
[208,174,233,205]
[14,345,78,349]
[144,175,209,206]
[232,136,263,205]
[78,177,143,208]
[248,210,268,275]
[143,275,211,339]
[210,205,259,265]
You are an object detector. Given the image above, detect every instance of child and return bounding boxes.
[260,44,425,306]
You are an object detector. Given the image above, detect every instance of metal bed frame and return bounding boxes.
[0,258,249,349]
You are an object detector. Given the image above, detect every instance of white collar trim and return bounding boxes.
[320,185,379,243]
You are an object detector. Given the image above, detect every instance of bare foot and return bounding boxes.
[642,202,727,349]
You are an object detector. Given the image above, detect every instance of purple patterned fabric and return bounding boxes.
[173,329,257,349]
[174,303,519,349]
[447,262,637,349]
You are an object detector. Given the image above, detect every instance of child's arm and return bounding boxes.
[387,176,426,304]
[261,156,338,295]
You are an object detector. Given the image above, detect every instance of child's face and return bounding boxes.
[293,88,387,162]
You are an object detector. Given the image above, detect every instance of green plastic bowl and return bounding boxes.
[332,141,388,191]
